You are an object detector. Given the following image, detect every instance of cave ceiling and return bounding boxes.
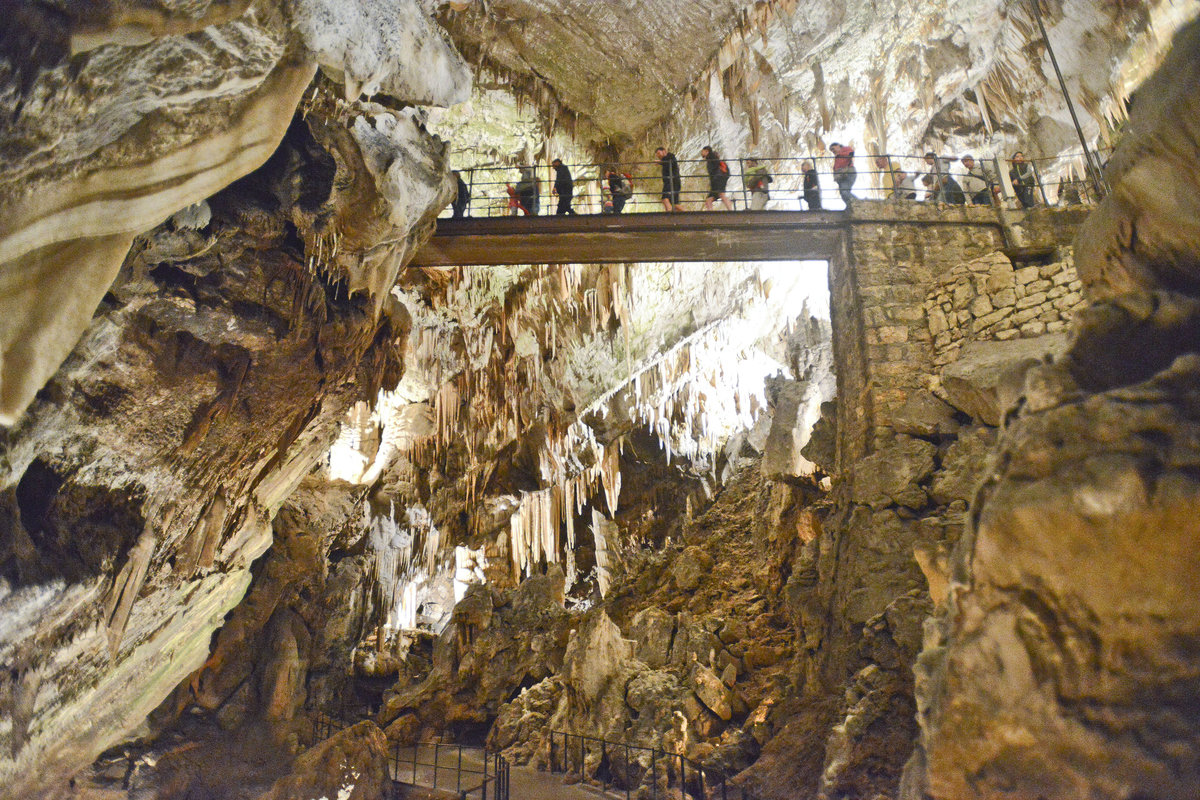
[441,0,1195,161]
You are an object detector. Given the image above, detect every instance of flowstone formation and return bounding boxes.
[0,2,469,796]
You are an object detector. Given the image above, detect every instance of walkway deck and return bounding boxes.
[410,210,847,266]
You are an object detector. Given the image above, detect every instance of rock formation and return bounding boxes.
[908,19,1200,799]
[1,1,1198,799]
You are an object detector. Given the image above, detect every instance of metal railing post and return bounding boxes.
[625,743,632,800]
[467,168,475,218]
[434,742,440,790]
[580,733,585,778]
[457,744,463,794]
[602,739,608,789]
[1029,159,1050,205]
[412,742,418,784]
[722,775,728,800]
[738,158,748,211]
[483,749,488,800]
[652,749,659,800]
[679,754,686,800]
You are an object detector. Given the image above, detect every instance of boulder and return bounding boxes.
[940,334,1069,425]
[850,436,937,510]
[256,721,389,800]
[929,426,997,506]
[692,665,733,721]
[671,546,713,591]
[627,606,676,669]
[891,390,960,438]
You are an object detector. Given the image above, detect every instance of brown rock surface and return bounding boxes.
[255,721,390,800]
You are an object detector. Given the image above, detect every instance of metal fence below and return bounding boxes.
[312,712,510,800]
[549,730,758,800]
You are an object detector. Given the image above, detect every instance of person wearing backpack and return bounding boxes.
[605,167,633,214]
[656,147,684,211]
[551,158,576,215]
[745,158,772,210]
[701,146,734,211]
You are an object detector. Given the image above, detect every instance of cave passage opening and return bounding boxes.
[350,258,833,676]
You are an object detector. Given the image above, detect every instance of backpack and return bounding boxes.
[718,160,729,174]
[616,173,634,197]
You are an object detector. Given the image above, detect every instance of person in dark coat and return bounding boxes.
[701,146,734,210]
[451,171,470,218]
[551,158,575,215]
[605,168,632,214]
[656,147,683,211]
[801,160,822,210]
[1009,151,1038,208]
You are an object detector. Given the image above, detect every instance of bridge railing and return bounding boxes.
[549,729,759,800]
[447,149,1110,218]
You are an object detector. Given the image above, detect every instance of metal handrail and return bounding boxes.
[549,729,758,800]
[446,148,1111,219]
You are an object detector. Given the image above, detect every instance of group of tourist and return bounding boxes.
[448,145,1054,218]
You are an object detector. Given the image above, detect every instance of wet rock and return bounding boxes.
[255,721,389,800]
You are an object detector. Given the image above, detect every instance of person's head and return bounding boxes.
[551,158,562,167]
[701,146,713,158]
[922,174,936,186]
[1012,151,1025,163]
[655,147,667,158]
[961,155,975,167]
[894,169,906,179]
[924,151,937,164]
[452,170,461,178]
[830,142,842,154]
[520,166,532,177]
[746,158,758,167]
[802,159,814,171]
[874,155,889,168]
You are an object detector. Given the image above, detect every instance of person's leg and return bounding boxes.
[661,195,673,212]
[613,195,626,214]
[704,192,715,210]
[721,192,734,211]
[556,195,570,215]
[750,193,766,211]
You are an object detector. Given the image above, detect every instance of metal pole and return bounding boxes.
[652,750,658,800]
[1030,159,1050,206]
[413,743,418,784]
[483,748,489,800]
[434,743,440,790]
[1027,0,1106,198]
[625,743,631,800]
[467,168,475,218]
[679,755,686,800]
[457,745,463,794]
[739,158,748,211]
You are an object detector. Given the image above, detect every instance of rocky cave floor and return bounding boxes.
[65,448,820,800]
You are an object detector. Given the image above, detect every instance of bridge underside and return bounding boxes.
[410,210,848,266]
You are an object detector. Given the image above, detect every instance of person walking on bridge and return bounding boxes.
[550,159,576,215]
[701,146,734,211]
[801,160,822,210]
[656,147,683,211]
[745,158,772,210]
[830,142,857,206]
[514,166,539,216]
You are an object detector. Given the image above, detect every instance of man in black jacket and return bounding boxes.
[656,147,683,211]
[551,158,576,215]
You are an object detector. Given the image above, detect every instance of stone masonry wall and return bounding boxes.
[926,251,1085,368]
[788,200,1089,796]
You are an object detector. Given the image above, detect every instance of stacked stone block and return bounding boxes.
[925,251,1085,368]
